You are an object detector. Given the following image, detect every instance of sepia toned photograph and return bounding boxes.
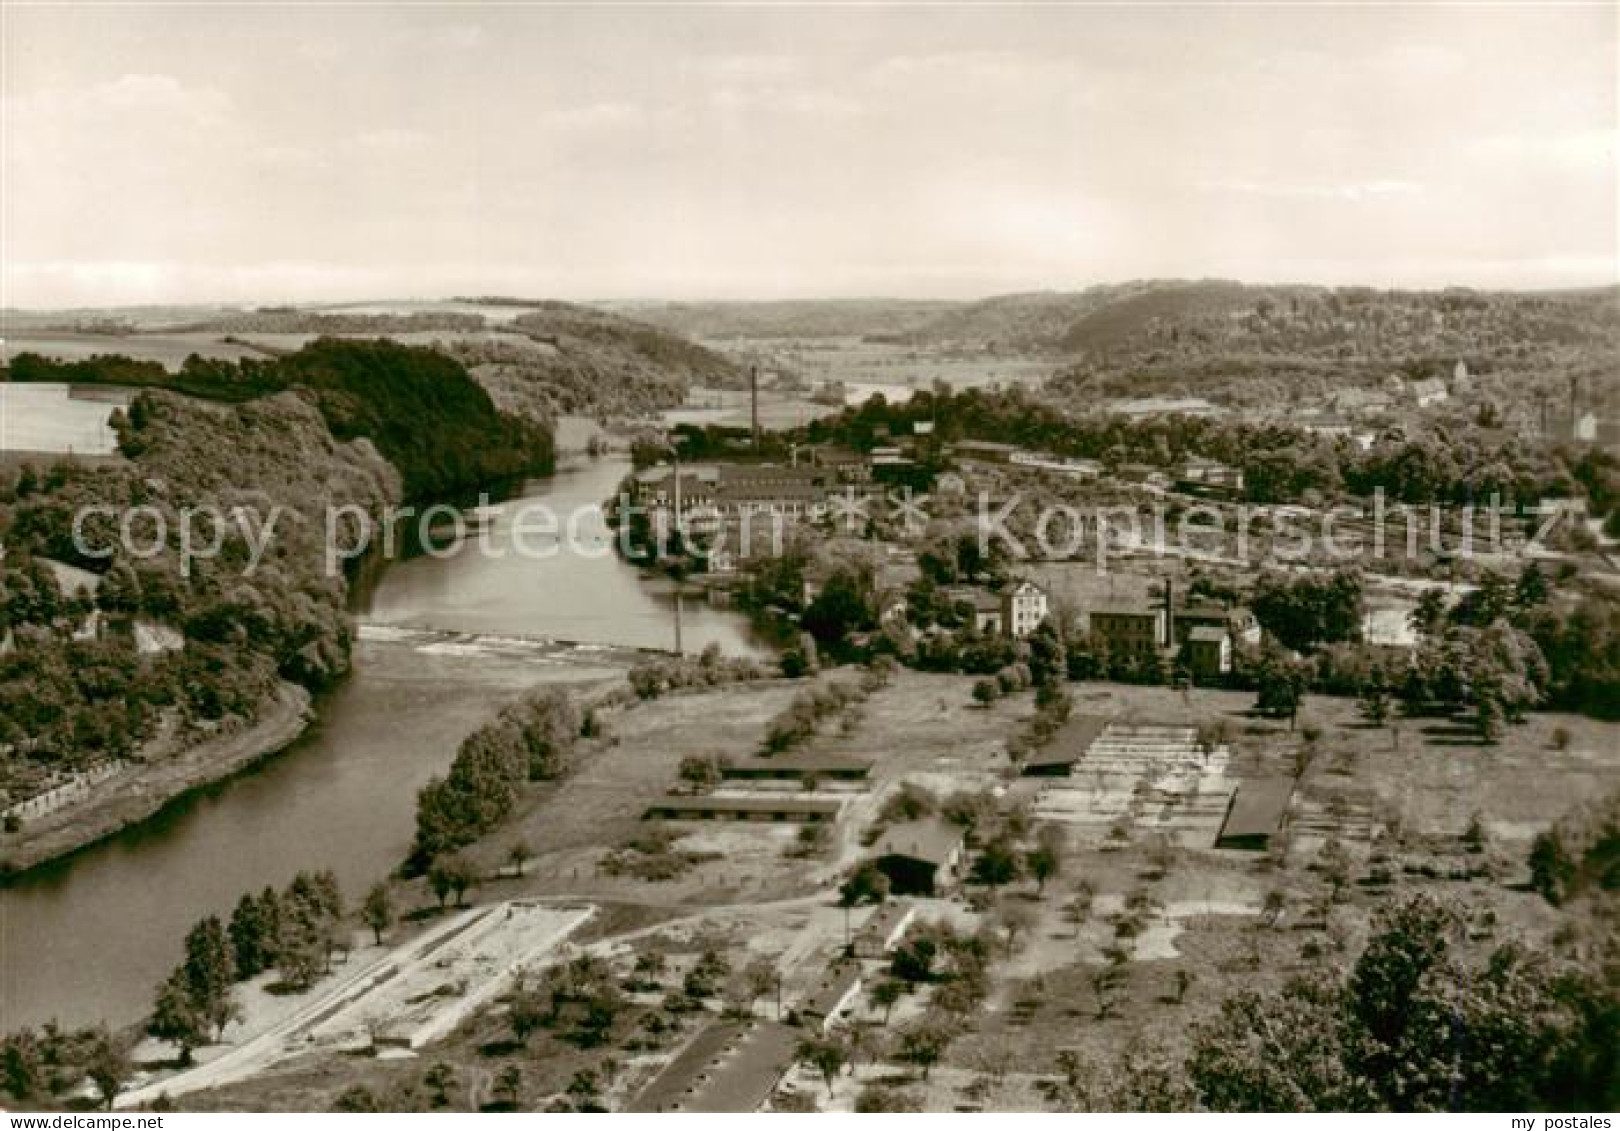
[0,0,1616,1117]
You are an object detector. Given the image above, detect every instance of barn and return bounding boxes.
[869,819,965,895]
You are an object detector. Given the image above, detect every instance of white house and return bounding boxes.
[1410,378,1448,408]
[1001,579,1049,638]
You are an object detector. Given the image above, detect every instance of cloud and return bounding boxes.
[695,53,800,85]
[2,5,1614,305]
[704,85,860,119]
[1200,178,1425,202]
[5,72,233,143]
[355,127,432,154]
[442,23,486,52]
[538,101,656,133]
[1467,128,1618,170]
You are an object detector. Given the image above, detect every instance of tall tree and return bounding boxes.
[1026,824,1066,894]
[970,837,1023,889]
[1358,667,1391,729]
[361,882,395,946]
[228,892,271,979]
[506,840,533,877]
[148,972,208,1065]
[1254,647,1308,729]
[1409,589,1447,641]
[84,1027,131,1111]
[896,1015,953,1080]
[796,1034,849,1096]
[181,916,240,1040]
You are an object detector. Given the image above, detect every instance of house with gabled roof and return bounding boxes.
[868,818,964,896]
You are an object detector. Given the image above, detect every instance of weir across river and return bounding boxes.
[1,456,767,1031]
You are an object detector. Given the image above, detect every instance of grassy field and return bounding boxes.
[2,332,267,369]
[436,679,813,908]
[848,680,1609,1111]
[177,670,1618,1113]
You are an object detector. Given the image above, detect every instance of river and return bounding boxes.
[0,456,766,1031]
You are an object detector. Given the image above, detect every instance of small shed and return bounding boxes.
[643,796,843,823]
[1216,778,1295,850]
[1022,714,1109,776]
[798,959,863,1033]
[720,754,871,782]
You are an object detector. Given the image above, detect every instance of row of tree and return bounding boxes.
[762,674,877,755]
[626,642,775,700]
[148,870,346,1066]
[409,688,580,871]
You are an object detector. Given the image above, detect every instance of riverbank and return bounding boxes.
[0,683,313,879]
[0,456,769,1032]
[117,899,596,1107]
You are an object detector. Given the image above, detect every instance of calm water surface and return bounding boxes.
[0,456,764,1030]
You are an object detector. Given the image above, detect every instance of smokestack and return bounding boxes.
[1163,579,1174,649]
[750,365,760,449]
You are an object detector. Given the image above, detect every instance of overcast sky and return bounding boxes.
[2,3,1615,307]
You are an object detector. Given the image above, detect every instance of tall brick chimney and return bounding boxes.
[750,365,760,449]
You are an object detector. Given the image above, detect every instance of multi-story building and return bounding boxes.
[714,464,828,518]
[807,444,871,483]
[1083,586,1258,672]
[1329,387,1394,417]
[630,463,830,521]
[1451,359,1473,394]
[1001,579,1049,638]
[629,464,720,513]
[942,580,1048,639]
[1088,606,1166,659]
[1301,416,1377,451]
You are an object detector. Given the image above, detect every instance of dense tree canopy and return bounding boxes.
[1188,895,1617,1111]
[410,688,582,870]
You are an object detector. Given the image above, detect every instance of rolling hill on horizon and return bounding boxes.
[3,299,744,421]
[587,280,1620,358]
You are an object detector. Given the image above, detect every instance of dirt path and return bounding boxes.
[117,900,592,1108]
[117,890,839,1108]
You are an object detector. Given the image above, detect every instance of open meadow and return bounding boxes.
[172,666,1618,1112]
